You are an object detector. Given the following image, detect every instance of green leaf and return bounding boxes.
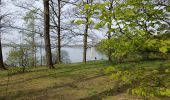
[166,7,170,12]
[84,4,89,10]
[165,69,169,73]
[94,22,106,29]
[104,66,115,74]
[122,76,127,81]
[74,20,84,25]
[159,47,168,53]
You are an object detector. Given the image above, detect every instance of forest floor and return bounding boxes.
[0,60,169,100]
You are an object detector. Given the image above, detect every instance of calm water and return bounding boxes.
[2,47,107,63]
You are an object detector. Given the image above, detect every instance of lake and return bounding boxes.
[2,47,107,63]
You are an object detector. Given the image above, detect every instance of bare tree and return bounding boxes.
[43,0,54,69]
[49,0,81,64]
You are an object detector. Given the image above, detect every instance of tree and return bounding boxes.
[57,0,61,64]
[0,0,7,70]
[82,0,93,62]
[49,0,80,64]
[43,0,54,69]
[87,0,170,62]
[14,0,80,65]
[5,45,28,67]
[73,0,94,62]
[49,0,61,64]
[23,9,38,67]
[107,0,114,62]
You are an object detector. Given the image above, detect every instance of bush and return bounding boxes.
[105,65,170,97]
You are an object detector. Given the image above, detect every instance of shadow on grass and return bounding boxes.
[79,82,132,100]
[0,62,107,87]
[1,61,108,77]
[0,73,105,100]
[9,68,47,76]
[79,61,170,100]
[1,60,169,99]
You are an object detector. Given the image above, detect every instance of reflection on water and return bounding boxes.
[3,47,106,63]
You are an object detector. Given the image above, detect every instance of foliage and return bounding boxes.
[84,0,170,62]
[5,47,27,66]
[5,44,38,67]
[105,65,170,97]
[97,32,170,62]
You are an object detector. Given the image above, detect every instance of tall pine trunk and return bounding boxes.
[43,0,54,69]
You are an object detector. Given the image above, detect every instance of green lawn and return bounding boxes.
[0,60,169,100]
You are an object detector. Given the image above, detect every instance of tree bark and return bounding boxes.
[108,29,112,62]
[108,22,112,62]
[83,17,88,62]
[107,0,114,62]
[83,0,91,63]
[0,36,6,70]
[40,34,43,66]
[43,0,54,69]
[57,0,61,64]
[34,46,36,67]
[0,0,7,70]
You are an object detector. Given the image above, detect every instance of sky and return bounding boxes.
[1,0,106,45]
[1,0,24,43]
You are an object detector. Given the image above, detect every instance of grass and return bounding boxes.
[0,60,169,100]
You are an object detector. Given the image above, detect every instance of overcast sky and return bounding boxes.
[1,0,107,45]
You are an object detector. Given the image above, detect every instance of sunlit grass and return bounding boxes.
[0,60,169,100]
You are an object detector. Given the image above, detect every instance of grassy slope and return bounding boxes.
[0,60,169,100]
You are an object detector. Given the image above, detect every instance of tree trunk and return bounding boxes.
[32,19,36,67]
[83,0,91,63]
[108,31,112,62]
[43,0,54,69]
[0,37,6,70]
[34,46,36,67]
[40,34,43,66]
[83,17,89,63]
[107,0,114,62]
[0,0,7,70]
[57,0,61,64]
